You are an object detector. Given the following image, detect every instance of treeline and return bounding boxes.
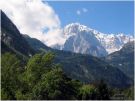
[1,52,134,100]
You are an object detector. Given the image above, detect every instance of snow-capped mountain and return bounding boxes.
[92,30,134,54]
[52,23,134,56]
[54,23,108,57]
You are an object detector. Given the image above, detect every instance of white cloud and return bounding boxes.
[82,8,88,13]
[76,10,81,15]
[0,0,65,46]
[76,8,88,15]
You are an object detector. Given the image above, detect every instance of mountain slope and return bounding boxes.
[23,34,51,52]
[1,10,133,88]
[24,35,133,88]
[54,51,133,88]
[24,36,133,87]
[1,10,35,57]
[105,41,134,79]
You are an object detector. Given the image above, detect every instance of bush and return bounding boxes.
[78,84,97,100]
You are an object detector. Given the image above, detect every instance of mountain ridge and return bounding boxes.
[51,23,134,55]
[54,23,108,57]
[105,41,134,80]
[1,10,35,57]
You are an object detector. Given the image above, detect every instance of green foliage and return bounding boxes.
[95,80,111,100]
[23,52,54,86]
[78,85,97,100]
[123,86,134,100]
[78,80,112,100]
[32,67,78,99]
[21,52,80,100]
[1,52,133,100]
[1,88,9,100]
[1,53,22,99]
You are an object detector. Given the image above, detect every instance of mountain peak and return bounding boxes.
[64,23,92,36]
[65,23,87,28]
[52,23,134,55]
[60,23,108,57]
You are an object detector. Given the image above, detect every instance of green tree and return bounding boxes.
[21,52,80,100]
[123,86,134,100]
[32,66,80,100]
[96,80,111,100]
[1,53,21,100]
[23,52,54,87]
[1,52,82,100]
[78,84,97,100]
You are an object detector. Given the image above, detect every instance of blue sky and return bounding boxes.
[47,1,134,35]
